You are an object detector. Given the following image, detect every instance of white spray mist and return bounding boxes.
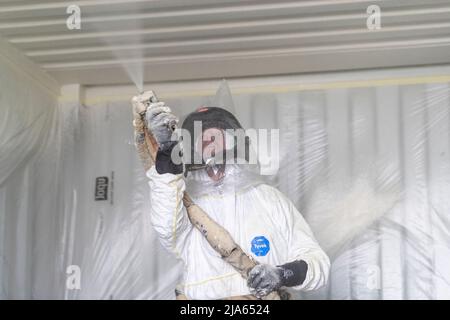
[90,5,144,92]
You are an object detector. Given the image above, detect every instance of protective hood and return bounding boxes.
[181,106,252,172]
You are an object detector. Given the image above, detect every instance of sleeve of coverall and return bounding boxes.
[146,165,192,257]
[275,189,330,291]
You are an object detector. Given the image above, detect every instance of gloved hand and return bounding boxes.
[131,91,179,148]
[247,264,283,298]
[145,101,179,151]
[146,102,183,175]
[131,92,182,174]
[248,260,308,298]
[145,102,183,175]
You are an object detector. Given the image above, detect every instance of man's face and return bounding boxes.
[195,127,226,181]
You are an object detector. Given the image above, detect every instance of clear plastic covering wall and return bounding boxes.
[1,76,450,299]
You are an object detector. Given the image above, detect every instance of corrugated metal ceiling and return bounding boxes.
[0,0,449,86]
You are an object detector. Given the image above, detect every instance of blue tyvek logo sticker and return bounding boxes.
[251,236,270,256]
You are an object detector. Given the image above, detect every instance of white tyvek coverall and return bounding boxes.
[147,165,330,300]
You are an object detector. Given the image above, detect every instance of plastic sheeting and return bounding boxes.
[1,74,450,299]
[0,59,60,298]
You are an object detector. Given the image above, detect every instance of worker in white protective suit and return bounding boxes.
[144,101,330,300]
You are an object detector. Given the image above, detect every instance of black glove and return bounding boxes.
[155,141,183,174]
[247,260,308,298]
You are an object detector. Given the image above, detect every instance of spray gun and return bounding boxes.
[134,91,181,138]
[132,90,159,125]
[132,90,186,180]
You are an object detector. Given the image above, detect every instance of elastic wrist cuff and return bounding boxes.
[279,260,308,287]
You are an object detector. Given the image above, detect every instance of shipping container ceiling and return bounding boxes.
[0,0,449,86]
